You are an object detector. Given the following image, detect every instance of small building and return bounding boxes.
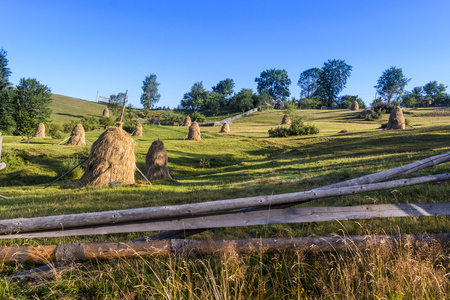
[98,96,110,105]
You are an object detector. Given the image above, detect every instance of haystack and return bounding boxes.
[351,101,359,111]
[219,122,230,133]
[386,107,406,130]
[115,122,123,129]
[66,124,86,146]
[183,116,192,127]
[187,121,202,141]
[132,123,143,137]
[102,107,109,117]
[78,127,136,188]
[34,123,45,137]
[280,114,291,125]
[144,139,172,180]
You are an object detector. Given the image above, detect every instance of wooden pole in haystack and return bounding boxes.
[119,90,128,124]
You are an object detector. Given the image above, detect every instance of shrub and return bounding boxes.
[1,149,28,168]
[81,117,100,131]
[99,116,115,128]
[161,111,185,125]
[46,123,64,136]
[191,111,206,122]
[58,156,84,180]
[269,117,319,137]
[62,121,78,133]
[51,131,66,140]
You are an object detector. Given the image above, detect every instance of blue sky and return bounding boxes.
[2,0,450,108]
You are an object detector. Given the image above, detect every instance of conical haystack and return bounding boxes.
[132,123,143,137]
[183,115,192,127]
[144,139,172,180]
[34,123,45,137]
[386,107,406,130]
[115,122,123,129]
[219,122,230,133]
[280,114,291,125]
[102,107,109,117]
[66,124,86,146]
[187,121,202,141]
[351,101,359,111]
[78,127,136,188]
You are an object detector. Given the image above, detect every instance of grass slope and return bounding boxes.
[49,94,107,123]
[0,106,449,298]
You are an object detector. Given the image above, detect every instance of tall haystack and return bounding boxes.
[183,116,192,127]
[144,139,172,180]
[219,122,230,133]
[351,101,359,111]
[66,124,86,146]
[78,127,136,188]
[34,123,45,137]
[132,123,143,137]
[280,114,291,125]
[386,107,406,130]
[187,121,202,141]
[102,107,109,117]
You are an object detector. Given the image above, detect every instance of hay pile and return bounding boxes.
[102,107,109,117]
[351,101,359,111]
[219,122,230,133]
[66,124,86,146]
[78,127,136,188]
[280,114,291,125]
[144,139,172,180]
[386,107,406,130]
[34,123,45,137]
[187,121,202,141]
[183,116,192,127]
[132,123,143,137]
[115,122,123,129]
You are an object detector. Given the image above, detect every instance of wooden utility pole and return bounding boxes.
[119,90,128,124]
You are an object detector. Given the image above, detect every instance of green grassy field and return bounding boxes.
[49,94,108,123]
[0,104,449,299]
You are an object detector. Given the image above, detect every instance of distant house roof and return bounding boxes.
[98,96,110,104]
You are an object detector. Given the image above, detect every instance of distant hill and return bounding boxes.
[50,94,107,123]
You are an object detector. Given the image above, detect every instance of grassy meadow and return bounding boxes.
[0,103,449,299]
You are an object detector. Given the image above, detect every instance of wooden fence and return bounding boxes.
[198,107,259,126]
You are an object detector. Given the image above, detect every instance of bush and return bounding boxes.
[1,149,28,168]
[99,116,115,128]
[46,123,64,136]
[58,156,84,180]
[51,131,66,140]
[191,111,206,122]
[269,117,319,137]
[161,111,185,125]
[81,117,100,131]
[62,121,78,133]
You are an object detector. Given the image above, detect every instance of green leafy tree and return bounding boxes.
[297,68,321,99]
[374,67,410,104]
[109,92,127,118]
[298,97,321,108]
[212,78,235,102]
[337,95,366,109]
[423,81,447,105]
[231,88,254,112]
[255,69,291,101]
[140,74,160,109]
[11,78,52,136]
[181,82,207,110]
[316,59,352,107]
[401,86,422,107]
[252,93,273,109]
[0,47,11,90]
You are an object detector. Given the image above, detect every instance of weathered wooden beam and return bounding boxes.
[0,173,448,235]
[1,234,449,263]
[3,202,450,239]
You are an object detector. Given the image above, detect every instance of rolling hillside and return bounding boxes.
[49,94,107,123]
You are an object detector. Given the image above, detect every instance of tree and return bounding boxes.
[337,95,366,109]
[109,92,127,118]
[423,81,447,106]
[212,78,235,101]
[401,86,422,107]
[140,74,160,109]
[374,67,410,104]
[297,68,321,99]
[181,82,207,110]
[11,78,52,136]
[0,47,11,90]
[230,88,254,112]
[316,59,352,107]
[255,69,291,101]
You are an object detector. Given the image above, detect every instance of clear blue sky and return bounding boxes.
[2,0,450,108]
